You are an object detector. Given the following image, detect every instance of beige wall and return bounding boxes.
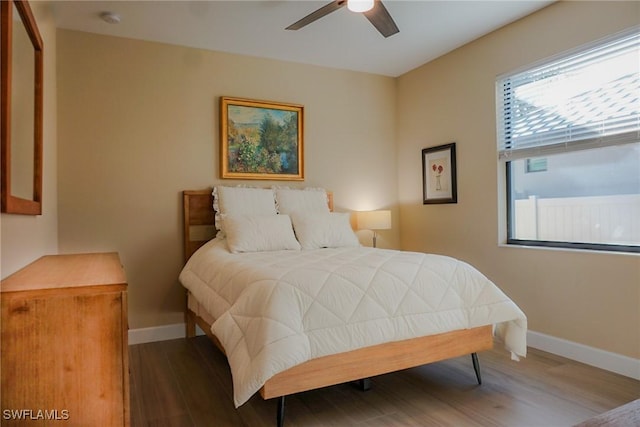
[396,1,640,358]
[10,1,638,361]
[56,30,399,329]
[1,1,58,278]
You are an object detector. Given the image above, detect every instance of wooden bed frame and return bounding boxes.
[182,189,493,426]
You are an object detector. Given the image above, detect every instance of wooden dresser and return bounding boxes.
[1,253,130,426]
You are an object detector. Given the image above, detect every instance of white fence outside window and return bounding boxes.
[513,194,640,246]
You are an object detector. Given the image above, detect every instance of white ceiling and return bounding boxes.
[51,0,554,77]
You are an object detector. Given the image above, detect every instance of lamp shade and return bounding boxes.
[357,210,391,231]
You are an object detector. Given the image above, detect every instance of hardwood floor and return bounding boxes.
[129,336,639,427]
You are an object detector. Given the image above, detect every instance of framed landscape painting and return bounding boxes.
[220,96,304,180]
[422,143,457,204]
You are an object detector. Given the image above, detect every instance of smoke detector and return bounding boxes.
[100,12,121,24]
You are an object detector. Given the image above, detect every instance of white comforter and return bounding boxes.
[179,237,527,407]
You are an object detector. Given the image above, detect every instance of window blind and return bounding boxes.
[497,29,640,160]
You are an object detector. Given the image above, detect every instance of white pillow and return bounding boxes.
[275,188,330,215]
[224,214,301,253]
[291,212,360,250]
[213,186,277,233]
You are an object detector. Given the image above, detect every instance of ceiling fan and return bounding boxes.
[286,0,399,38]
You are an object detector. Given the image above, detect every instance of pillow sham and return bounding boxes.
[224,214,301,253]
[290,212,360,250]
[275,187,330,215]
[213,186,277,233]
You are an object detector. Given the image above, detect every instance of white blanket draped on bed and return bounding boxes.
[179,237,527,407]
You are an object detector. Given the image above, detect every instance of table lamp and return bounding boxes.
[356,210,391,248]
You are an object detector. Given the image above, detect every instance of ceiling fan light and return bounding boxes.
[347,0,374,13]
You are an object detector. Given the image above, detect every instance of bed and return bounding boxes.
[179,187,527,427]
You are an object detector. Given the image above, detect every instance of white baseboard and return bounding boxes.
[527,330,640,380]
[128,323,639,380]
[128,322,204,345]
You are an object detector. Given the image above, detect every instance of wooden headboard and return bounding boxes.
[182,189,334,263]
[183,190,216,263]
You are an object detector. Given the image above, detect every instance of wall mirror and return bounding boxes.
[1,0,43,215]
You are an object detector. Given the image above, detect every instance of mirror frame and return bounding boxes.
[1,0,43,215]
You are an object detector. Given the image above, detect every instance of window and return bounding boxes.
[497,29,640,253]
[525,158,547,173]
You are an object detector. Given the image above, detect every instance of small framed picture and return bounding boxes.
[422,143,457,204]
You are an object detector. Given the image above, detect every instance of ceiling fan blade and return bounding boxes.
[363,1,399,38]
[286,1,346,31]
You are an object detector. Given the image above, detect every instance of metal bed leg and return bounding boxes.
[276,396,285,427]
[471,352,482,385]
[358,378,372,391]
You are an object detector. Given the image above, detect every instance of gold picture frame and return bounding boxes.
[220,96,304,180]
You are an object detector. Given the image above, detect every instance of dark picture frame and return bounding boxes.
[220,96,304,181]
[422,143,457,204]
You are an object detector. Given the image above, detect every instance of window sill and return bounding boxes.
[498,241,640,257]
